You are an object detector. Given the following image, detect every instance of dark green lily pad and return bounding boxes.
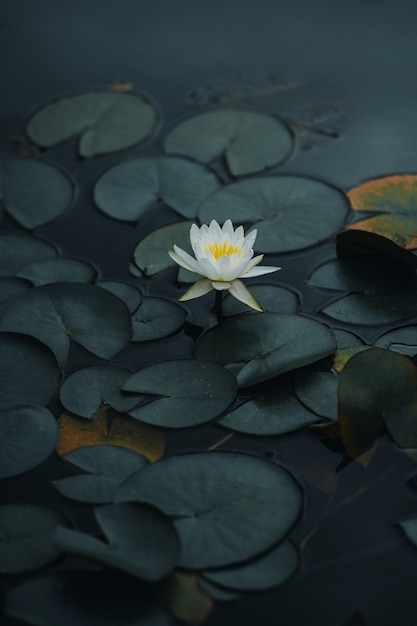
[59,363,142,418]
[374,326,417,357]
[323,292,417,326]
[133,220,193,276]
[5,572,171,626]
[198,176,349,252]
[0,503,71,573]
[203,540,299,591]
[0,405,58,478]
[131,296,186,341]
[0,277,32,309]
[164,109,293,176]
[0,234,58,276]
[198,578,239,602]
[0,158,75,228]
[399,516,417,551]
[0,332,60,407]
[0,283,132,367]
[94,156,219,222]
[195,313,336,388]
[123,359,237,427]
[55,502,180,581]
[26,91,158,156]
[53,446,148,503]
[223,284,299,316]
[294,370,338,420]
[333,329,365,350]
[96,281,142,312]
[219,375,318,435]
[115,451,303,569]
[17,257,97,285]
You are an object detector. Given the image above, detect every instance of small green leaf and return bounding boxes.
[131,296,186,341]
[133,220,193,276]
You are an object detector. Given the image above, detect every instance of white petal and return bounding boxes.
[178,278,213,301]
[168,246,203,274]
[228,280,263,312]
[208,220,222,239]
[222,219,234,237]
[212,281,231,290]
[244,228,257,247]
[198,256,221,280]
[243,265,281,278]
[190,224,202,253]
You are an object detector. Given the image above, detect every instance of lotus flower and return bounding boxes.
[168,219,281,312]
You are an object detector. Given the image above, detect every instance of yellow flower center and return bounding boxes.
[204,242,241,260]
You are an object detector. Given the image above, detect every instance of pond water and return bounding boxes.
[2,2,417,625]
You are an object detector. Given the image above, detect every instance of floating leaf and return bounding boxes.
[55,503,180,581]
[123,359,237,428]
[133,220,193,276]
[198,176,348,253]
[333,346,370,373]
[0,234,58,277]
[0,158,75,228]
[203,540,299,591]
[343,214,417,250]
[56,406,165,463]
[0,503,71,573]
[399,516,417,551]
[195,313,336,388]
[116,451,303,569]
[0,331,60,407]
[223,284,299,316]
[53,445,148,503]
[96,280,142,312]
[26,91,158,156]
[338,348,417,457]
[131,296,186,341]
[164,109,293,176]
[347,174,417,215]
[18,257,97,285]
[59,364,143,418]
[94,156,219,222]
[374,326,417,357]
[198,578,239,602]
[323,292,417,326]
[332,329,367,372]
[0,277,32,310]
[294,371,338,420]
[0,283,131,367]
[154,572,213,626]
[0,405,58,478]
[219,375,318,435]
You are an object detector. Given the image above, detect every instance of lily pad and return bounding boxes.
[203,540,299,591]
[294,370,338,420]
[131,296,186,341]
[219,375,318,435]
[195,313,336,388]
[198,176,349,253]
[0,331,60,407]
[59,363,143,419]
[133,220,193,276]
[53,445,148,503]
[0,277,32,310]
[94,156,220,222]
[123,359,237,427]
[223,284,299,316]
[0,405,58,478]
[374,326,417,357]
[0,234,58,277]
[26,91,159,156]
[0,283,132,367]
[153,572,213,625]
[0,503,71,573]
[342,214,417,250]
[347,173,417,215]
[18,257,97,285]
[164,108,293,176]
[323,292,417,326]
[0,158,75,228]
[96,281,142,312]
[115,451,303,569]
[55,502,180,581]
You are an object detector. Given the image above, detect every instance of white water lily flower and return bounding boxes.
[168,219,281,312]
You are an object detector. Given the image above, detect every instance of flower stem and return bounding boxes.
[213,290,224,318]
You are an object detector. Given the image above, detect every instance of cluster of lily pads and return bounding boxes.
[2,88,417,626]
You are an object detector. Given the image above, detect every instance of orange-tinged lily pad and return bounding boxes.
[343,214,417,250]
[57,405,165,462]
[347,174,417,214]
[154,571,213,626]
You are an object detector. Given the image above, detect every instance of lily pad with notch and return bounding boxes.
[133,220,194,276]
[374,326,417,357]
[115,451,303,569]
[96,281,142,313]
[0,233,58,276]
[294,370,338,420]
[94,156,220,222]
[223,284,299,316]
[131,296,186,341]
[17,257,97,286]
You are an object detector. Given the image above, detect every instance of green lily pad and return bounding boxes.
[195,313,336,388]
[0,332,60,407]
[323,292,417,326]
[0,503,71,573]
[0,233,58,276]
[55,502,180,581]
[198,176,349,252]
[131,296,186,341]
[223,284,299,316]
[53,446,148,504]
[115,451,303,569]
[96,281,142,312]
[94,156,220,222]
[133,220,193,276]
[0,277,32,310]
[333,329,365,350]
[347,173,417,215]
[0,405,58,478]
[294,370,338,420]
[0,283,132,367]
[164,109,293,176]
[5,572,171,626]
[203,540,299,591]
[374,326,417,357]
[17,257,97,285]
[399,516,417,551]
[59,363,143,418]
[219,375,318,435]
[0,158,75,228]
[123,359,237,427]
[26,91,159,156]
